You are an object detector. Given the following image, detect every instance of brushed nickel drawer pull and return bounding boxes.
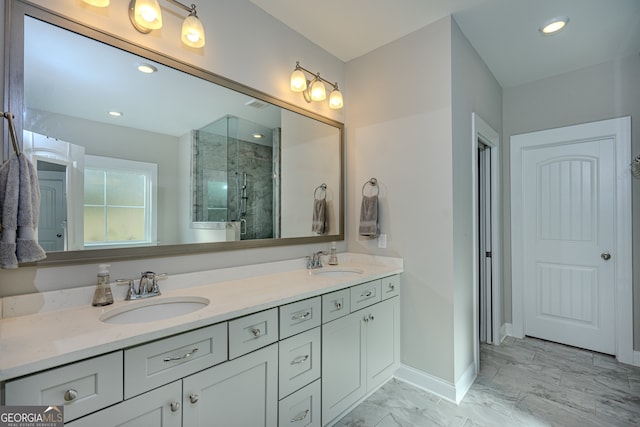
[164,348,198,362]
[170,402,181,412]
[361,290,372,298]
[290,409,310,422]
[335,301,342,310]
[64,389,78,402]
[291,311,311,321]
[388,283,395,290]
[189,393,199,404]
[290,355,310,365]
[252,328,262,337]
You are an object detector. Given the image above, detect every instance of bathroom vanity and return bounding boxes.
[0,255,402,426]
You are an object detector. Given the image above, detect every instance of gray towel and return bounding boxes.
[16,155,46,264]
[0,155,46,269]
[0,157,19,268]
[312,198,327,234]
[359,195,378,237]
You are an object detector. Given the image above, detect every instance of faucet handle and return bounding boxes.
[116,279,137,300]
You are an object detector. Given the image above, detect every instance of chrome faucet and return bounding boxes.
[117,271,166,300]
[306,251,326,269]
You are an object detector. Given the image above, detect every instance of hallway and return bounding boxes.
[335,337,640,426]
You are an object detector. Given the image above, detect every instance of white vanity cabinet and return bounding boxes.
[321,277,400,426]
[65,381,182,427]
[182,343,278,427]
[2,271,401,427]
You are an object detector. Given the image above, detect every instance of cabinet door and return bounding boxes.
[183,343,278,427]
[321,311,365,425]
[365,297,400,391]
[65,381,181,427]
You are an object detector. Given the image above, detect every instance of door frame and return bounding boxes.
[472,113,502,374]
[510,116,633,364]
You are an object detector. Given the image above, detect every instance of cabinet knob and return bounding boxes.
[189,393,199,404]
[64,389,78,402]
[388,283,395,290]
[335,301,342,310]
[251,328,262,337]
[369,314,375,321]
[363,315,369,323]
[170,401,181,412]
[361,290,372,298]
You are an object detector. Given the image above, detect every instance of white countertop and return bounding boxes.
[0,254,402,382]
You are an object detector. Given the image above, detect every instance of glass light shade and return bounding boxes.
[329,88,344,109]
[309,78,326,101]
[290,69,307,92]
[82,0,110,6]
[134,0,163,30]
[182,15,205,48]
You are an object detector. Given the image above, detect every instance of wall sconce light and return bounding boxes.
[128,0,206,48]
[290,62,343,110]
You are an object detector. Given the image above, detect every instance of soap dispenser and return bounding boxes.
[328,242,338,265]
[92,264,114,306]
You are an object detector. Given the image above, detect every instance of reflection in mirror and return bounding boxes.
[9,4,343,263]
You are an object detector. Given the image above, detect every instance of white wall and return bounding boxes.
[450,19,502,381]
[346,17,456,382]
[281,110,340,238]
[503,53,640,350]
[0,0,346,297]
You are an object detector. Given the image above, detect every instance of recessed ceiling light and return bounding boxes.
[137,63,158,74]
[109,111,123,117]
[252,133,264,139]
[539,16,569,35]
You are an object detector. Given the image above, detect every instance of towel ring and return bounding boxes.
[362,178,379,197]
[314,183,327,200]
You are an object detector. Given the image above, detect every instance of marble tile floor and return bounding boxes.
[334,336,640,427]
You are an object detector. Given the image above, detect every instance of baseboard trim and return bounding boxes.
[394,363,476,404]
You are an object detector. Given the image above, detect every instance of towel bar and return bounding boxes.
[314,183,327,200]
[2,111,21,156]
[362,178,379,196]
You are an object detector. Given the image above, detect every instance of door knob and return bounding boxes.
[601,252,611,261]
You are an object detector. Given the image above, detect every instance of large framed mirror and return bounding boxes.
[3,0,344,265]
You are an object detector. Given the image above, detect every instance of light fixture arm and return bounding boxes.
[165,0,196,15]
[294,62,339,90]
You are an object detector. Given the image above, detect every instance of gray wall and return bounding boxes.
[345,16,502,384]
[451,19,503,380]
[502,53,640,350]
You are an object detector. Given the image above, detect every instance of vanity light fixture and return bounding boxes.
[539,16,569,35]
[290,61,343,110]
[128,0,206,48]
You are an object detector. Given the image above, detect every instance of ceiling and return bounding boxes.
[250,0,640,88]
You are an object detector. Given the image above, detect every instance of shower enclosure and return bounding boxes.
[192,115,280,240]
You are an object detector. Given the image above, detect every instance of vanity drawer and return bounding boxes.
[280,297,321,339]
[229,308,278,359]
[350,279,381,312]
[124,322,227,399]
[322,288,350,323]
[278,327,321,399]
[278,379,321,427]
[381,275,400,300]
[5,351,123,422]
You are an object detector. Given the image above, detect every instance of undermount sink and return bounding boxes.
[310,267,364,277]
[99,296,209,324]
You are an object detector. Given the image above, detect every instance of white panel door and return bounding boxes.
[520,136,615,354]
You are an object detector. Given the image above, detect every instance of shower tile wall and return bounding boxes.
[227,138,274,240]
[194,128,274,240]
